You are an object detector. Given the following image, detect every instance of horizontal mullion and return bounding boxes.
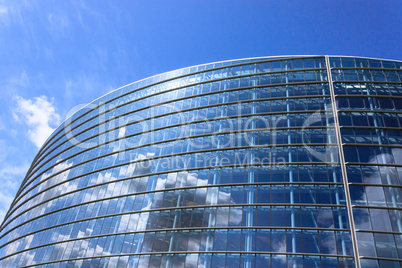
[355,229,402,235]
[345,162,402,168]
[331,66,402,72]
[2,155,340,232]
[351,205,402,211]
[2,180,346,240]
[348,182,402,188]
[37,57,325,153]
[14,139,337,214]
[16,250,353,268]
[28,93,332,180]
[20,109,334,202]
[337,109,402,114]
[0,202,349,254]
[36,67,328,164]
[340,126,402,131]
[358,256,402,262]
[342,143,402,148]
[335,94,402,99]
[332,80,402,85]
[32,82,331,176]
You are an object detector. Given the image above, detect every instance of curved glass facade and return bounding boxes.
[0,56,401,267]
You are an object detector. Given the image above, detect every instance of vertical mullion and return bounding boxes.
[325,56,361,267]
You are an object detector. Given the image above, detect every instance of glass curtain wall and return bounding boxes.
[0,56,401,267]
[331,57,402,268]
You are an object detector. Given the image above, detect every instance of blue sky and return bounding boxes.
[0,0,401,223]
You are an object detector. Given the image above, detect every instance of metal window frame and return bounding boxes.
[15,108,334,212]
[325,56,361,267]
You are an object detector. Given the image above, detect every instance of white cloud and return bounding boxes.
[0,0,36,27]
[0,191,14,224]
[0,162,30,224]
[0,6,7,14]
[0,163,28,183]
[63,73,114,111]
[0,116,5,131]
[5,71,29,93]
[0,4,12,27]
[13,95,61,149]
[47,13,69,27]
[47,12,71,36]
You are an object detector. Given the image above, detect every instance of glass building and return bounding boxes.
[0,56,401,267]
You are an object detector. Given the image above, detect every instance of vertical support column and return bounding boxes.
[325,56,360,267]
[285,63,297,264]
[166,174,186,268]
[243,66,259,268]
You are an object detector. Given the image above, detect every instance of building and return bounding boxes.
[0,56,401,267]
